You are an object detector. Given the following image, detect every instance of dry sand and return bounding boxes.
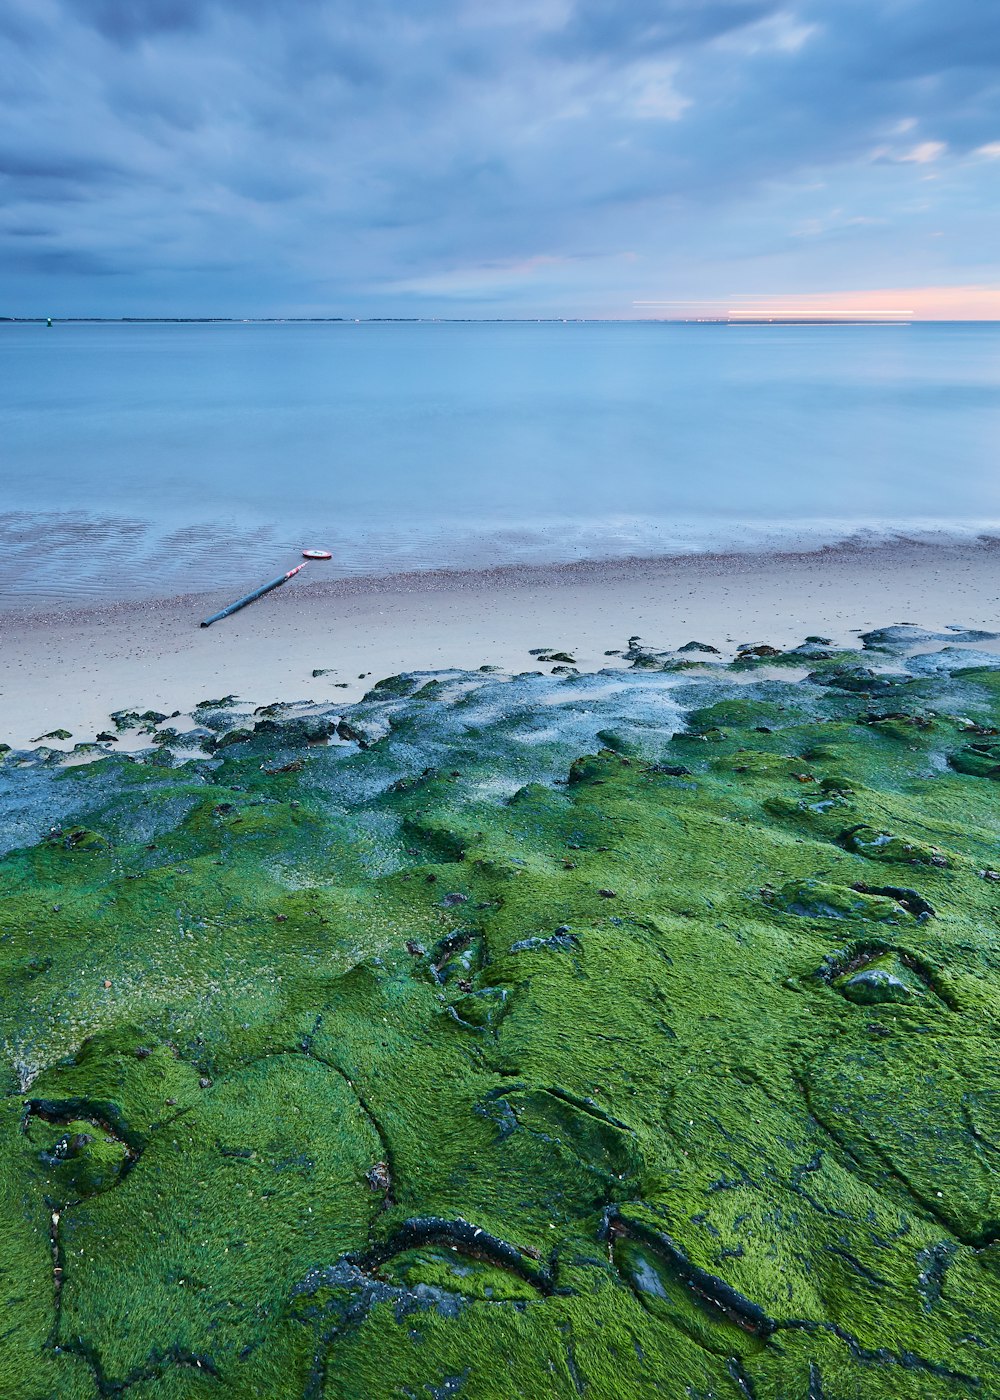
[2,542,999,751]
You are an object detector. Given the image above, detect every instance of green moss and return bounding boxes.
[3,658,1000,1395]
[770,877,914,922]
[840,824,950,866]
[833,953,934,1006]
[26,1116,131,1198]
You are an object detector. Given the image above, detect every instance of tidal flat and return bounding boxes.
[3,631,1000,1398]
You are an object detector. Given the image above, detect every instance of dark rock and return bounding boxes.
[150,728,183,747]
[213,728,253,750]
[110,710,143,731]
[510,931,580,953]
[620,636,671,668]
[335,719,373,748]
[677,641,720,654]
[736,644,782,658]
[851,882,936,919]
[862,624,1000,649]
[860,625,940,648]
[907,647,1000,677]
[367,1161,392,1193]
[365,675,420,700]
[254,715,336,746]
[786,643,835,659]
[832,950,939,1006]
[625,644,671,669]
[839,966,915,1005]
[808,666,905,695]
[943,626,1000,641]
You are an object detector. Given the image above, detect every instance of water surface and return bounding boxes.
[2,320,999,610]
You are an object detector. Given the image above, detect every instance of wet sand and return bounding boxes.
[2,541,999,750]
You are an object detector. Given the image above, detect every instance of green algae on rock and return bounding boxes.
[2,650,1000,1396]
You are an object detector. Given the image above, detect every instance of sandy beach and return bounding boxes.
[2,540,998,750]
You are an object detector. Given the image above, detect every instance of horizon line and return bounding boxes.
[4,314,999,325]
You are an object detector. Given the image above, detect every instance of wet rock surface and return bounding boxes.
[3,644,1000,1395]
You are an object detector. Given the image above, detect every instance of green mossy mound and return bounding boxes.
[3,657,1000,1396]
[839,823,951,866]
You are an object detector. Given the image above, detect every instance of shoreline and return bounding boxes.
[2,539,999,750]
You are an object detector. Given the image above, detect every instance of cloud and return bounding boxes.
[548,0,776,59]
[872,139,948,165]
[0,0,996,314]
[74,0,206,44]
[632,285,1000,319]
[897,141,948,164]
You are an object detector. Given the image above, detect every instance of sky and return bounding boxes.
[1,0,998,318]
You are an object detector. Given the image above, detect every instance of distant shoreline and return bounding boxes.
[4,316,993,325]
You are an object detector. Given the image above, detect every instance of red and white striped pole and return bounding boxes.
[200,549,332,627]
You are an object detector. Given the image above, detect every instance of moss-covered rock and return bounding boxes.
[3,655,1000,1396]
[834,953,932,1006]
[839,824,950,867]
[770,877,913,922]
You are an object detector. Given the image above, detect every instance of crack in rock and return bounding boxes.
[601,1205,981,1390]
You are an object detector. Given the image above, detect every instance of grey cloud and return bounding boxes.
[0,245,120,275]
[69,0,206,43]
[0,0,997,314]
[550,0,778,57]
[0,149,124,182]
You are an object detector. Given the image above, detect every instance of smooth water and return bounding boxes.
[2,320,999,610]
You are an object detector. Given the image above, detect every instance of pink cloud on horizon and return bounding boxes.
[634,285,1000,320]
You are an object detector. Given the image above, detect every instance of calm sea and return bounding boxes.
[2,320,999,611]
